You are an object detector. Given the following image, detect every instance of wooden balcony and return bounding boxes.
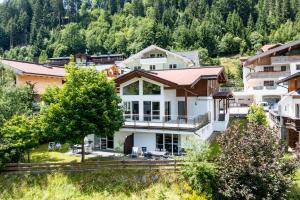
[283,117,300,132]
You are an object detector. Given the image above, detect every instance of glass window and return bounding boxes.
[143,81,161,95]
[169,64,177,69]
[296,64,300,70]
[264,80,274,86]
[123,81,139,95]
[281,66,286,71]
[152,102,160,120]
[156,134,164,150]
[134,66,141,70]
[123,102,131,119]
[264,66,274,72]
[150,65,156,70]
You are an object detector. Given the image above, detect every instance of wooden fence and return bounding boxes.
[2,160,185,174]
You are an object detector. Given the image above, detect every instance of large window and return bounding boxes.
[152,102,160,120]
[143,81,161,95]
[123,101,131,119]
[156,133,180,154]
[123,81,139,95]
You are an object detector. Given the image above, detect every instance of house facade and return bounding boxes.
[270,73,300,149]
[86,67,231,154]
[237,40,300,107]
[119,45,200,72]
[1,60,65,98]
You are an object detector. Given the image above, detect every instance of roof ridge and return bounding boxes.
[147,66,223,72]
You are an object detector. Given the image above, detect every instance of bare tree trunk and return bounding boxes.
[27,150,30,163]
[81,137,85,162]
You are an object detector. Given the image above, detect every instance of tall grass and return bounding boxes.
[0,170,201,200]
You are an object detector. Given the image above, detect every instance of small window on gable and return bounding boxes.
[150,54,155,58]
[264,66,274,72]
[123,81,139,95]
[143,81,161,95]
[150,65,156,70]
[169,64,177,69]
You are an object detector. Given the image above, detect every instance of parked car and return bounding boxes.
[257,101,270,112]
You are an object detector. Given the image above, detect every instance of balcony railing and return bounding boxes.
[251,86,279,90]
[269,110,280,126]
[219,87,244,92]
[140,57,168,65]
[123,113,210,131]
[246,71,290,81]
[271,56,300,64]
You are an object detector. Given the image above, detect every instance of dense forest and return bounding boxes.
[0,0,300,63]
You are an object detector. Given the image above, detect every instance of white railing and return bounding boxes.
[271,56,300,64]
[252,86,278,90]
[140,57,167,65]
[246,71,290,80]
[219,87,244,92]
[123,113,210,130]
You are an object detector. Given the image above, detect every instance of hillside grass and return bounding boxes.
[0,170,203,200]
[220,55,243,86]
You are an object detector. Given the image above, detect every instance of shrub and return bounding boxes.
[182,139,218,197]
[247,104,268,126]
[216,122,299,199]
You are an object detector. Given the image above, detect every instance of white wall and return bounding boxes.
[125,49,191,71]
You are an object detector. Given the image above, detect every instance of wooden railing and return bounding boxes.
[2,160,185,174]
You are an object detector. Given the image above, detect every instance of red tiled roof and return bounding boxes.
[116,67,225,86]
[149,67,224,85]
[1,60,65,77]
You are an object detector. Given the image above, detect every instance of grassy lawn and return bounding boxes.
[30,144,82,163]
[30,144,122,163]
[0,170,198,200]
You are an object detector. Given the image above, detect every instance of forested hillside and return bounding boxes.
[0,0,300,63]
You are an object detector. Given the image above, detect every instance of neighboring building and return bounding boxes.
[119,45,200,71]
[48,53,125,67]
[238,39,300,107]
[86,67,232,154]
[271,73,300,149]
[1,60,65,97]
[0,59,122,98]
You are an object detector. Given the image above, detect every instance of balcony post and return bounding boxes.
[184,90,188,123]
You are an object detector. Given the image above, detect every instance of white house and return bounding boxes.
[86,67,231,154]
[270,72,300,149]
[235,40,300,107]
[119,45,200,72]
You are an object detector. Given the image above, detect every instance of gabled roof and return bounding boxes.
[245,39,300,66]
[121,45,196,66]
[172,50,199,65]
[259,44,282,52]
[1,59,65,77]
[277,72,300,84]
[115,67,226,87]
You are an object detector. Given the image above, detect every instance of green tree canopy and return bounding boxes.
[40,60,123,162]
